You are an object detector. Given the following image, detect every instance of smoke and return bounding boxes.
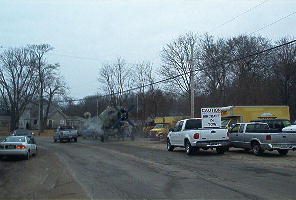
[81,117,103,139]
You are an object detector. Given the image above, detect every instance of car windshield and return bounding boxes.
[4,136,26,143]
[154,124,166,128]
[14,130,31,136]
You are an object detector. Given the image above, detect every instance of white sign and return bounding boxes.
[201,108,221,128]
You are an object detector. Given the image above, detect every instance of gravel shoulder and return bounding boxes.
[0,146,88,200]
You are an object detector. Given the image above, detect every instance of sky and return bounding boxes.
[0,0,295,99]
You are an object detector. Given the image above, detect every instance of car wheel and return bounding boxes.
[74,138,77,142]
[278,149,289,156]
[25,151,30,160]
[216,147,226,154]
[252,142,263,156]
[167,139,174,151]
[185,140,195,155]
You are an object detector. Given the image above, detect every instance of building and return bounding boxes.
[19,103,81,130]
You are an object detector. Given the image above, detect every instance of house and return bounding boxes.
[19,103,70,129]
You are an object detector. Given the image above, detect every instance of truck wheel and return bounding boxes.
[74,138,77,142]
[278,149,289,156]
[252,142,263,156]
[185,140,195,155]
[216,147,226,154]
[167,139,174,151]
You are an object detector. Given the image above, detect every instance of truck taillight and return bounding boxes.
[193,133,200,139]
[266,135,272,140]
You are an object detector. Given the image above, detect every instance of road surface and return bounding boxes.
[1,136,296,199]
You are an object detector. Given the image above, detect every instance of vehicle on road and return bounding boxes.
[229,122,296,156]
[11,129,36,143]
[167,118,229,155]
[149,123,170,139]
[0,136,37,160]
[53,126,78,143]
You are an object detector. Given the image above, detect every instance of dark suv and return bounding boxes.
[250,119,291,132]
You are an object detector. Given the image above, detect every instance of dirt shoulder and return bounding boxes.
[0,147,88,199]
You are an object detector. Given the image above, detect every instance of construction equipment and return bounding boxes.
[99,105,135,142]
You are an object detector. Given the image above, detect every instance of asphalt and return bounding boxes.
[1,136,296,200]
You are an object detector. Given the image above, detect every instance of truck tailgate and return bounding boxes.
[270,133,296,143]
[200,129,228,141]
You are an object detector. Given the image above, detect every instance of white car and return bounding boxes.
[0,136,37,160]
[282,125,296,132]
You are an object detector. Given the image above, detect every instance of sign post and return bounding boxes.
[201,108,221,128]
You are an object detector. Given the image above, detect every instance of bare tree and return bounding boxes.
[28,44,54,133]
[271,38,296,105]
[227,35,271,104]
[43,64,68,128]
[161,32,200,102]
[98,63,116,104]
[133,62,155,120]
[198,34,232,105]
[98,58,132,105]
[0,47,37,130]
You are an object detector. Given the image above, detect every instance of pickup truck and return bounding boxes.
[229,122,296,156]
[53,126,78,143]
[167,118,229,155]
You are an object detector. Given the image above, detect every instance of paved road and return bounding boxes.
[0,137,296,199]
[32,137,296,200]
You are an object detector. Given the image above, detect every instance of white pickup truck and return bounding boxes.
[167,118,229,155]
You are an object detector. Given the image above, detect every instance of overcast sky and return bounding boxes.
[0,0,295,98]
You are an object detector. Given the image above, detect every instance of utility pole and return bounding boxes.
[190,43,195,118]
[136,94,139,121]
[190,68,194,118]
[96,95,99,119]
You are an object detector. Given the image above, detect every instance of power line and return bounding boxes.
[33,1,271,63]
[209,0,270,32]
[249,10,296,35]
[63,38,296,103]
[50,52,102,62]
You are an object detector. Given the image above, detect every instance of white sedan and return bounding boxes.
[0,136,37,160]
